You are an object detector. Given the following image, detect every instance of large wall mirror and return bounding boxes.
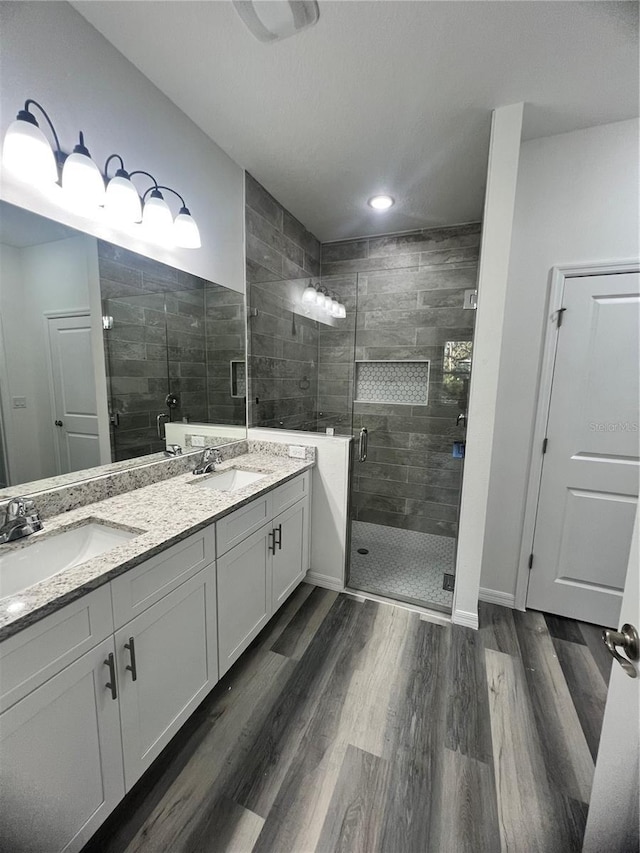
[0,200,247,495]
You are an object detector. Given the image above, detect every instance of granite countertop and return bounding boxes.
[0,451,314,641]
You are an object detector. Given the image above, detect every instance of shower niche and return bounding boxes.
[354,360,430,406]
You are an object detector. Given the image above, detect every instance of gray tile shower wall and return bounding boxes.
[319,224,481,538]
[98,242,245,462]
[245,174,322,431]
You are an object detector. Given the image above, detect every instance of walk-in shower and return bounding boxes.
[246,185,480,613]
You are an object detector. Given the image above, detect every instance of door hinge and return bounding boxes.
[556,307,567,327]
[542,437,548,454]
[528,553,534,570]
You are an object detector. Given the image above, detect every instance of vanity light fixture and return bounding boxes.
[61,132,106,210]
[302,282,318,304]
[301,284,346,319]
[2,100,63,186]
[368,194,395,211]
[103,155,142,224]
[1,97,202,248]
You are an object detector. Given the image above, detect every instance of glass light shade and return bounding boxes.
[330,299,340,318]
[2,118,58,185]
[62,152,105,210]
[337,302,347,319]
[302,284,317,304]
[142,192,174,242]
[323,293,333,311]
[315,289,326,307]
[174,207,201,249]
[104,173,142,223]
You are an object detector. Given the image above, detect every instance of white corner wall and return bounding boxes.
[0,2,244,293]
[481,118,640,604]
[248,428,352,590]
[452,103,524,629]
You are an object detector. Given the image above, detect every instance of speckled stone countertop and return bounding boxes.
[0,451,314,641]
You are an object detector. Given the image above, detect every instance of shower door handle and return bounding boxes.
[359,427,368,462]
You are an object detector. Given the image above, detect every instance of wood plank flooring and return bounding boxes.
[83,587,611,853]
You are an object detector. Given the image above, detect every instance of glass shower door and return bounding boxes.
[346,265,477,613]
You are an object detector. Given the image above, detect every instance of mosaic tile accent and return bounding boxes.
[354,360,430,405]
[349,520,454,611]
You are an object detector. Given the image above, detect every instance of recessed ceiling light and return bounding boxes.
[368,195,394,211]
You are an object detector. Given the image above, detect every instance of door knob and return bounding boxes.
[602,623,639,678]
[54,420,63,427]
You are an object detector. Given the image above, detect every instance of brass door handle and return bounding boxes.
[602,623,639,678]
[104,652,117,699]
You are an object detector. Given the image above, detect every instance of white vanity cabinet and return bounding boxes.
[0,468,311,852]
[217,472,311,675]
[0,586,122,853]
[116,563,217,789]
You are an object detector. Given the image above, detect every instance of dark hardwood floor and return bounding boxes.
[83,585,611,853]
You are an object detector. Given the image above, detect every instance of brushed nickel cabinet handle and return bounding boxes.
[104,652,117,700]
[124,637,138,681]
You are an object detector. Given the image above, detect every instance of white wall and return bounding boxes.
[0,2,244,293]
[248,428,352,590]
[453,103,524,629]
[481,118,640,603]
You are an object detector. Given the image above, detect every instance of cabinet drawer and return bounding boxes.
[216,492,273,557]
[0,584,114,713]
[111,528,214,629]
[271,472,310,516]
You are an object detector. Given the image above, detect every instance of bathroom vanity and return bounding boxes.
[0,448,313,853]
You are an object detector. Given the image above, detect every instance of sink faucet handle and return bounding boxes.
[6,497,27,519]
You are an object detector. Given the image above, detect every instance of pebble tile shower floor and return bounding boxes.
[349,521,455,611]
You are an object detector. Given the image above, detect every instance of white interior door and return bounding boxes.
[527,271,640,626]
[582,508,639,853]
[47,315,101,474]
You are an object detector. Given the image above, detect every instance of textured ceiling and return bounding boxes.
[73,1,639,241]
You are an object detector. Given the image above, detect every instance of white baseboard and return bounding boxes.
[479,587,516,608]
[452,608,479,630]
[305,570,345,592]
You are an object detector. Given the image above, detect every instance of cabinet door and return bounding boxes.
[0,637,124,853]
[272,496,310,611]
[116,564,217,790]
[217,524,272,676]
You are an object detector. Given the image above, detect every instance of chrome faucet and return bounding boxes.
[0,497,43,544]
[164,444,183,457]
[193,447,223,475]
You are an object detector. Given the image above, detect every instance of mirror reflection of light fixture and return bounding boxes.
[301,284,346,320]
[1,97,202,249]
[302,282,318,304]
[233,0,319,43]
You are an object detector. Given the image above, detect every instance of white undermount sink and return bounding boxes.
[195,468,266,492]
[0,521,138,600]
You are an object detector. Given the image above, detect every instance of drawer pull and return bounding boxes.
[268,529,276,555]
[275,523,282,550]
[124,637,138,681]
[104,653,117,700]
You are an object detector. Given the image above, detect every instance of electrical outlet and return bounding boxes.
[288,445,306,459]
[191,434,206,447]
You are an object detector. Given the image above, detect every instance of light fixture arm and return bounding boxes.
[129,169,160,193]
[23,98,64,164]
[104,153,127,179]
[150,184,188,210]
